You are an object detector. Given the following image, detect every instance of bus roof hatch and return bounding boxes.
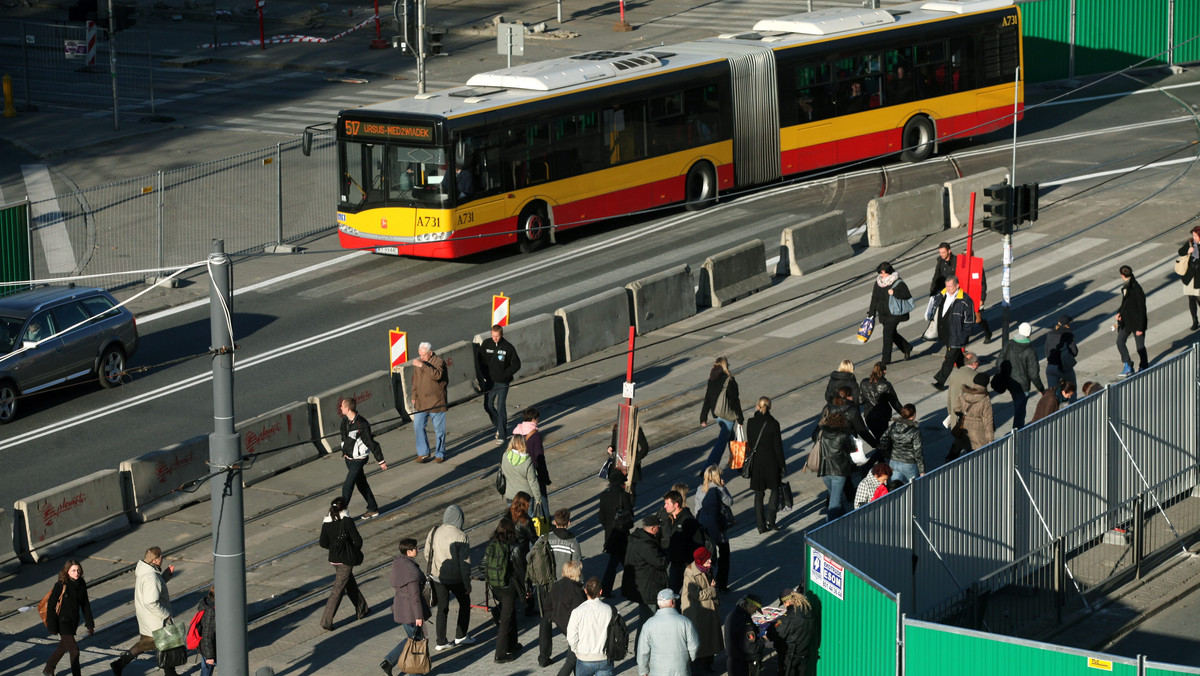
[920,0,1013,14]
[465,51,664,92]
[752,8,895,35]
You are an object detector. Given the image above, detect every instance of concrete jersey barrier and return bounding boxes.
[309,371,404,454]
[946,167,1009,229]
[0,509,18,579]
[699,239,771,308]
[121,435,210,523]
[239,400,317,486]
[867,184,946,247]
[14,469,128,563]
[626,265,695,335]
[554,288,631,362]
[474,314,557,379]
[778,211,853,276]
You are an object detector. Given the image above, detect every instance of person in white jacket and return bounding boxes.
[567,577,616,675]
[110,546,176,675]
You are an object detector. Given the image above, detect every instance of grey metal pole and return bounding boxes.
[275,143,284,246]
[108,0,119,130]
[20,23,31,108]
[416,0,426,95]
[157,170,164,270]
[1068,0,1076,79]
[147,35,157,116]
[208,239,249,676]
[1001,67,1019,345]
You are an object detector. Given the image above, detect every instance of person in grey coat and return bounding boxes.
[381,538,431,676]
[636,589,700,676]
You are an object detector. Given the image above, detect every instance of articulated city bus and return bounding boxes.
[331,0,1022,258]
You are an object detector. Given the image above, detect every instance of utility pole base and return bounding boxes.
[612,20,632,31]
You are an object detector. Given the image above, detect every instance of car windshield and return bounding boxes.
[0,316,22,354]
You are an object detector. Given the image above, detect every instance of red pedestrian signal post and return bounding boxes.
[613,326,638,492]
[956,192,985,315]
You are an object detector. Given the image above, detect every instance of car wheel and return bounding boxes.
[0,381,17,424]
[98,346,127,389]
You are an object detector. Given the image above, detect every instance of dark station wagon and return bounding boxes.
[0,286,139,423]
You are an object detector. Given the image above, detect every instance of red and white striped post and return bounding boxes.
[613,0,631,31]
[85,21,96,65]
[370,0,389,48]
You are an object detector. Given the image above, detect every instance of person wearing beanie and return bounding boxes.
[681,547,723,673]
[950,371,994,461]
[996,321,1045,430]
[1043,314,1078,392]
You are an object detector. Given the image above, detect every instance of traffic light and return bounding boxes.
[426,27,443,55]
[982,183,1014,235]
[1015,182,1039,225]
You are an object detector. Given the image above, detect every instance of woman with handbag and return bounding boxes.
[700,356,744,471]
[318,496,371,630]
[746,397,787,534]
[43,559,93,676]
[1179,226,1200,330]
[868,262,914,365]
[696,465,734,592]
[381,537,432,676]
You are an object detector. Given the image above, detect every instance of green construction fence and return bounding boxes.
[905,619,1140,675]
[0,200,32,296]
[805,541,898,676]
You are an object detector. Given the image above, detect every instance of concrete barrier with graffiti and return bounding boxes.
[13,469,128,563]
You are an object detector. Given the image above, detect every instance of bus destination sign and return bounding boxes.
[343,120,436,143]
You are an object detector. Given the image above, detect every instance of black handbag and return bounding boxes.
[740,423,768,479]
[495,468,507,496]
[333,520,364,566]
[777,482,795,511]
[157,646,187,669]
[424,527,439,609]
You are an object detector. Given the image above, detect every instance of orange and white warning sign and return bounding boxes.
[492,294,510,327]
[389,329,407,370]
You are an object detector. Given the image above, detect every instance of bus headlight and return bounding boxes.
[415,232,450,242]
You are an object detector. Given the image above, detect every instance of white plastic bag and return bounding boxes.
[733,423,747,443]
[923,319,939,341]
[849,436,869,466]
[924,296,939,322]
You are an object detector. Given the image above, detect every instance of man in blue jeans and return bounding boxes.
[410,342,449,463]
[567,577,616,676]
[338,397,388,519]
[476,324,522,444]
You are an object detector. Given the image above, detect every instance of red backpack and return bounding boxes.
[186,609,204,651]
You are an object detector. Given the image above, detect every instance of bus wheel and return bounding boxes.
[518,203,549,253]
[900,116,935,163]
[684,162,716,211]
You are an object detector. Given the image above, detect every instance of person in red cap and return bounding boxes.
[680,547,723,673]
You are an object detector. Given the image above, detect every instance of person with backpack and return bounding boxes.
[546,560,587,676]
[532,509,583,668]
[424,505,474,652]
[486,518,524,663]
[1044,314,1077,392]
[598,470,635,598]
[192,588,216,676]
[43,559,93,676]
[505,492,538,617]
[317,497,370,631]
[623,516,668,623]
[380,538,431,676]
[868,261,914,365]
[567,577,617,676]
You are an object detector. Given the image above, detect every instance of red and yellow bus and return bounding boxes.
[331,0,1022,258]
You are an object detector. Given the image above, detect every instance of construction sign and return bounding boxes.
[492,293,510,327]
[389,329,407,371]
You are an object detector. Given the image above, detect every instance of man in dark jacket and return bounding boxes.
[657,490,705,594]
[932,276,975,390]
[724,594,765,676]
[1044,314,1078,392]
[381,538,432,676]
[999,322,1046,430]
[930,242,992,342]
[476,324,522,443]
[623,516,668,623]
[546,560,587,676]
[338,397,388,519]
[1116,265,1149,377]
[597,470,635,597]
[769,590,815,676]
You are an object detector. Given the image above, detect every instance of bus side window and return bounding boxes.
[605,103,646,165]
[649,92,685,155]
[684,85,720,143]
[796,63,833,122]
[948,36,975,91]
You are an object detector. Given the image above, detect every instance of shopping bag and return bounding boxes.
[157,646,187,670]
[777,482,795,512]
[923,318,939,341]
[804,434,821,473]
[729,423,747,470]
[1176,256,1190,276]
[597,456,614,480]
[398,633,432,674]
[856,316,875,343]
[849,436,870,466]
[152,621,186,652]
[924,296,939,321]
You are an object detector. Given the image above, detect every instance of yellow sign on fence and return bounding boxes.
[1086,658,1112,671]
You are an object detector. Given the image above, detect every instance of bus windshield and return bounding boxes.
[340,141,450,211]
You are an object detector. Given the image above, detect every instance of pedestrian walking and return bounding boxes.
[477,324,522,443]
[768,590,814,676]
[745,397,786,534]
[1044,315,1078,392]
[424,505,474,651]
[944,351,980,422]
[1032,380,1075,423]
[681,548,723,673]
[598,470,635,597]
[567,577,616,676]
[318,497,371,630]
[338,397,388,519]
[949,373,994,461]
[110,547,177,676]
[499,435,542,511]
[854,463,892,509]
[547,561,588,675]
[879,404,925,484]
[823,360,860,406]
[1178,225,1200,330]
[724,595,766,676]
[535,509,583,668]
[695,466,733,591]
[507,492,540,617]
[814,387,871,522]
[997,322,1045,430]
[514,407,551,505]
[380,538,431,676]
[636,589,700,676]
[43,560,93,676]
[1115,265,1149,376]
[195,589,216,676]
[658,490,705,594]
[932,276,976,389]
[929,242,992,343]
[486,518,525,663]
[859,362,903,442]
[700,356,744,471]
[607,422,650,503]
[623,516,669,623]
[868,262,914,364]
[411,341,449,463]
